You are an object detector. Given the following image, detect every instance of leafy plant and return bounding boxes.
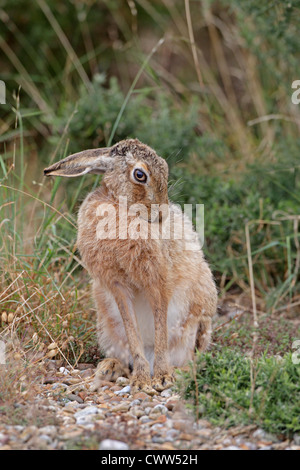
[177,349,300,436]
[47,75,214,168]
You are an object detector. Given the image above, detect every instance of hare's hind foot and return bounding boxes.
[195,318,212,352]
[152,371,174,392]
[94,357,129,385]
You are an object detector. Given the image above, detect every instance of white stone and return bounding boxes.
[161,388,173,398]
[114,385,131,396]
[153,404,168,414]
[74,406,103,424]
[99,439,129,450]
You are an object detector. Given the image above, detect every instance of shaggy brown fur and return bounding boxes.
[44,139,218,394]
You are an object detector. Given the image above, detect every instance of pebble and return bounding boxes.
[74,406,105,424]
[79,368,95,379]
[144,406,152,416]
[130,399,141,407]
[110,385,122,392]
[111,402,131,413]
[114,385,131,396]
[294,435,300,446]
[139,416,152,424]
[39,434,53,444]
[74,406,100,417]
[51,383,69,391]
[197,428,213,438]
[130,406,145,418]
[0,433,9,446]
[63,401,80,412]
[39,426,57,437]
[61,416,76,426]
[133,392,151,401]
[252,428,277,442]
[160,388,173,398]
[165,398,178,411]
[152,404,168,415]
[67,394,84,403]
[165,429,180,441]
[99,439,129,450]
[152,435,165,444]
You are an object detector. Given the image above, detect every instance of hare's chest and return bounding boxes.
[113,238,167,287]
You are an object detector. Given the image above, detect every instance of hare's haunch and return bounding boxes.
[44,139,218,394]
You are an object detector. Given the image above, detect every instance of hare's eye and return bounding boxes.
[133,169,147,183]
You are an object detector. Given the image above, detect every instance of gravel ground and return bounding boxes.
[0,361,299,450]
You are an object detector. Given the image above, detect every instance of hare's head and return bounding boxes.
[44,139,169,207]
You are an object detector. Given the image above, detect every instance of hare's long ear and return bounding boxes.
[44,148,114,177]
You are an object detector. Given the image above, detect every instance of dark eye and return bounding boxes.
[133,168,147,183]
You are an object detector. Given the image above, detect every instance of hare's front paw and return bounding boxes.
[130,375,157,396]
[95,357,129,383]
[152,372,174,392]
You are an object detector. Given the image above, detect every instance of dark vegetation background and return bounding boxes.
[0,0,299,436]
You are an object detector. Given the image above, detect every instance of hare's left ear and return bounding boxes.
[44,148,114,177]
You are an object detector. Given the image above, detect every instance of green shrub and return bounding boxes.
[177,349,300,436]
[47,75,226,168]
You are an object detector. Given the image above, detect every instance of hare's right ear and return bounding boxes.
[44,148,114,177]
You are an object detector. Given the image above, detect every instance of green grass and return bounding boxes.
[177,349,300,437]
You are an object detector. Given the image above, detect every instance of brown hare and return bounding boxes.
[44,138,218,394]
